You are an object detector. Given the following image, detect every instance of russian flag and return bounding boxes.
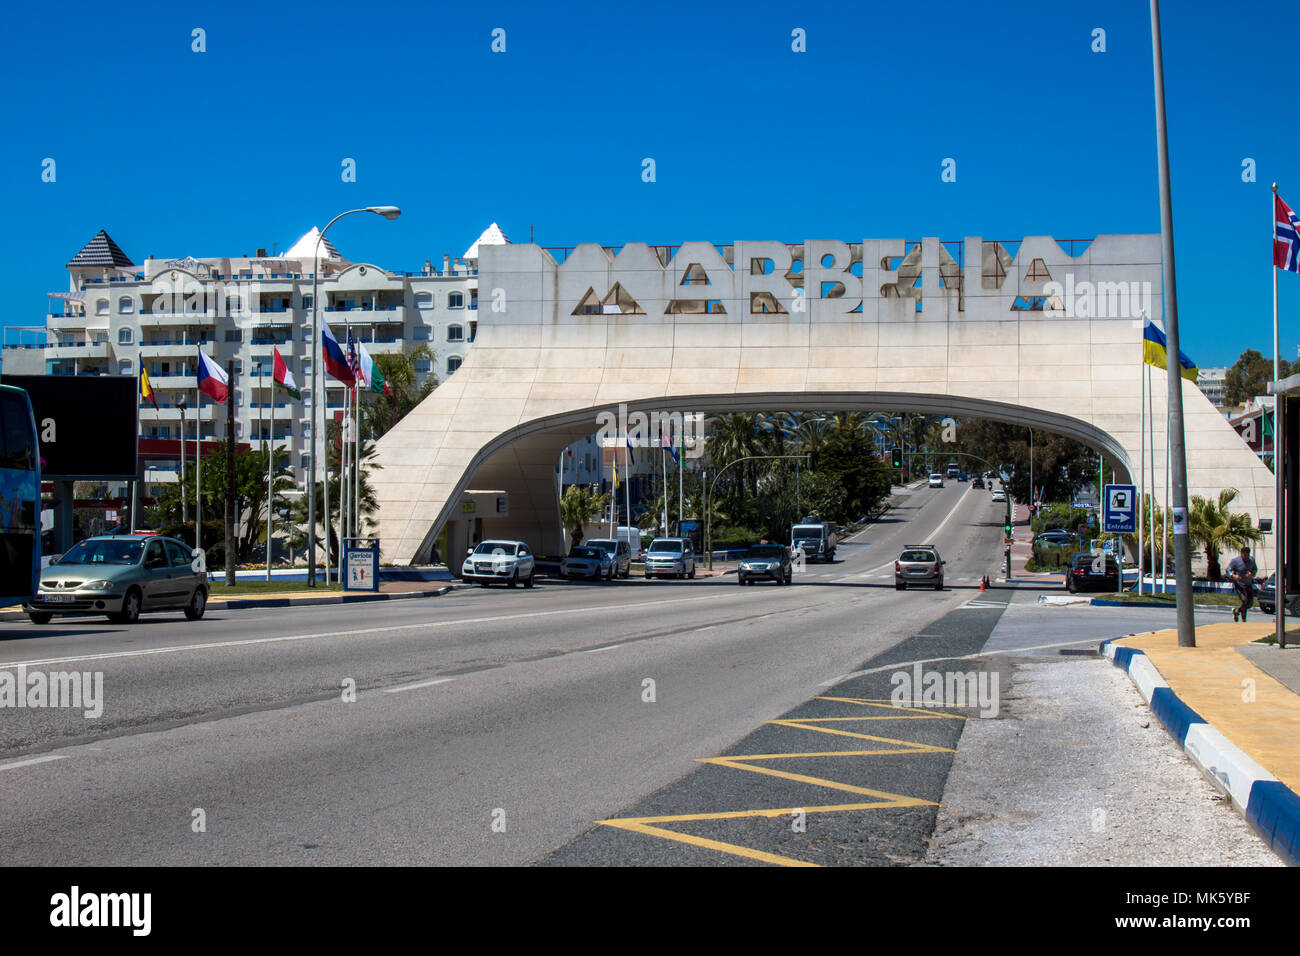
[196,347,229,403]
[321,322,356,387]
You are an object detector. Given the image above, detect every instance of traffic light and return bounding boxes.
[891,447,902,468]
[1004,519,1013,538]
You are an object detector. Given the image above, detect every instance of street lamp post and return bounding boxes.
[307,206,400,588]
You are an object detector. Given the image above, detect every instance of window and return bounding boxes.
[447,324,463,342]
[118,328,134,345]
[235,390,243,406]
[446,355,462,374]
[96,299,109,315]
[224,329,242,342]
[414,291,433,309]
[303,294,314,310]
[448,291,464,309]
[233,359,242,374]
[414,357,432,374]
[118,296,134,314]
[166,540,192,568]
[468,321,477,342]
[118,359,132,375]
[144,541,166,569]
[413,325,430,341]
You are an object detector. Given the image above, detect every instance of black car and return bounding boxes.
[972,476,985,489]
[1066,552,1119,593]
[1256,574,1300,616]
[738,544,793,585]
[1034,530,1079,547]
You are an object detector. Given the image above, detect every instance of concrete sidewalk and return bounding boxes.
[1108,622,1300,864]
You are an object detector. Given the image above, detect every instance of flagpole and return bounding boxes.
[354,381,361,541]
[1139,355,1146,594]
[180,398,187,524]
[195,387,202,555]
[323,382,331,586]
[1149,360,1157,592]
[661,439,668,535]
[1275,183,1286,648]
[266,366,273,583]
[1164,419,1171,594]
[624,432,632,542]
[678,428,684,536]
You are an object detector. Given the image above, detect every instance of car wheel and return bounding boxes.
[1067,579,1076,594]
[738,577,746,586]
[478,581,491,588]
[689,566,696,579]
[524,571,534,589]
[895,582,905,591]
[117,587,142,624]
[1288,597,1300,618]
[934,580,943,591]
[508,571,518,589]
[184,587,207,620]
[27,612,52,625]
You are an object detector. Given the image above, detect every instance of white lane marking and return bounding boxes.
[584,643,624,653]
[383,677,456,694]
[695,626,716,632]
[0,594,724,670]
[0,754,66,772]
[858,485,975,576]
[817,636,1102,687]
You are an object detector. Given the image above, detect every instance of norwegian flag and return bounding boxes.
[346,328,362,387]
[1276,193,1300,273]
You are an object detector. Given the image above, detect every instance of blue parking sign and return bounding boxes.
[1103,484,1137,533]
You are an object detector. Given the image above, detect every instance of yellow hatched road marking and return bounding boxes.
[815,696,968,719]
[765,719,958,750]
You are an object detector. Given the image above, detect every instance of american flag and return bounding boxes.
[346,328,362,387]
[1277,193,1300,273]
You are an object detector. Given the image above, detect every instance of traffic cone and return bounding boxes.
[979,576,987,592]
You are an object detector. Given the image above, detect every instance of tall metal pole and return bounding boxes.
[196,388,202,554]
[308,249,320,587]
[225,359,237,588]
[1150,0,1195,646]
[180,399,187,524]
[1149,363,1157,591]
[266,370,274,583]
[1139,359,1147,594]
[1275,183,1286,649]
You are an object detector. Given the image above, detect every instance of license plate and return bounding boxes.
[44,595,75,603]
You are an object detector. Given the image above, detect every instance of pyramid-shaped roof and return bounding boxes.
[67,230,134,268]
[463,222,509,260]
[285,226,343,261]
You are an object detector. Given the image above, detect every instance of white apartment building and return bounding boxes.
[1196,366,1228,411]
[4,225,507,485]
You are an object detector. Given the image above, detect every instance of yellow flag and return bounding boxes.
[612,458,620,490]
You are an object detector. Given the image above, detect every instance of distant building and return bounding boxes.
[1196,366,1228,411]
[4,225,509,487]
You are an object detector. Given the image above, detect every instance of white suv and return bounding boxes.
[461,540,535,588]
[643,538,696,579]
[928,474,944,488]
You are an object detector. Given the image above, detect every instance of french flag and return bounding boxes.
[321,322,356,387]
[195,347,229,403]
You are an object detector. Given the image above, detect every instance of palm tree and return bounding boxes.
[1188,487,1263,581]
[359,344,438,440]
[560,484,611,549]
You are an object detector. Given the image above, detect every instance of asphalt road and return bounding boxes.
[0,481,1016,865]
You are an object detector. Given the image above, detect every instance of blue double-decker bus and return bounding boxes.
[0,384,41,607]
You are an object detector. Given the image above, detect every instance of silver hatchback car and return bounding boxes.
[26,534,208,624]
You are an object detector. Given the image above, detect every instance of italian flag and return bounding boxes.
[356,341,392,396]
[272,347,301,399]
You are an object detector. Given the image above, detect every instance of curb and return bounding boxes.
[0,584,464,621]
[1090,599,1233,613]
[1101,639,1300,865]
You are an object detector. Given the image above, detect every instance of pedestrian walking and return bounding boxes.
[1228,546,1258,622]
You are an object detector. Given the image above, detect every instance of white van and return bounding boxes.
[615,525,642,561]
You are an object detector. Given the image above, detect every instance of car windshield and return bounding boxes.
[901,550,936,562]
[746,546,783,558]
[586,540,616,553]
[569,547,601,559]
[473,543,517,556]
[649,540,682,553]
[793,527,823,538]
[58,539,144,565]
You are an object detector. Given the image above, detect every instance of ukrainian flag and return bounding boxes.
[1142,319,1197,382]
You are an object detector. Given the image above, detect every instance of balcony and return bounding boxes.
[42,341,111,360]
[140,405,217,421]
[139,340,204,358]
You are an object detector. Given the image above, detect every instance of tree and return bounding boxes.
[288,420,380,566]
[153,442,294,564]
[944,419,1095,504]
[1188,487,1262,581]
[1224,349,1291,407]
[559,484,611,549]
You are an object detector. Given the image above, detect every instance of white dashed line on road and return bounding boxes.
[383,677,456,694]
[0,755,66,772]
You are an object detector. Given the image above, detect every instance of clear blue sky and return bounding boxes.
[3,0,1297,369]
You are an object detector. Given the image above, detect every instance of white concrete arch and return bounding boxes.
[370,235,1273,569]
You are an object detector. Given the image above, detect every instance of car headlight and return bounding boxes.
[84,580,115,591]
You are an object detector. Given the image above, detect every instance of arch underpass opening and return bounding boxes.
[405,392,1136,565]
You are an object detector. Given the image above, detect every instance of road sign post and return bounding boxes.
[1104,484,1137,593]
